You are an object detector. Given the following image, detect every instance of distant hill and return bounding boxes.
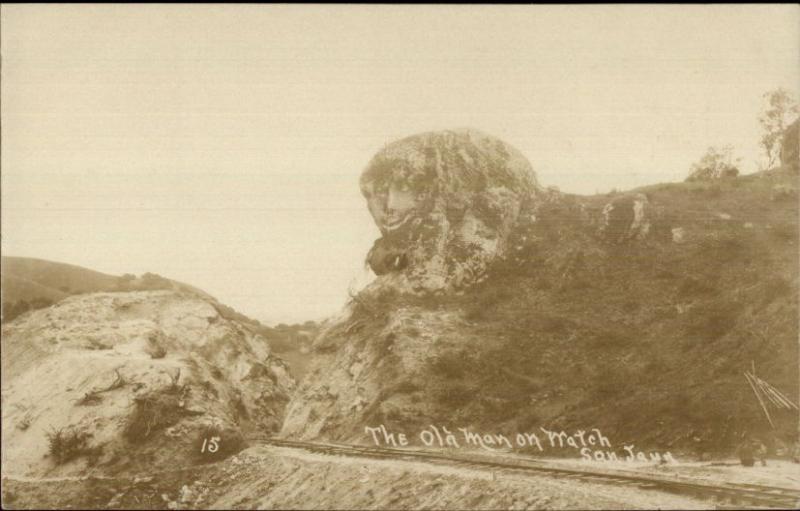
[0,256,216,322]
[2,256,120,297]
[0,256,318,378]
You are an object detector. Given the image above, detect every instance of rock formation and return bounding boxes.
[780,117,799,170]
[599,193,652,243]
[1,290,294,477]
[280,128,798,453]
[281,129,667,442]
[361,129,542,292]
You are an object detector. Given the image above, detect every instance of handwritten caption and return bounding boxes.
[365,424,676,464]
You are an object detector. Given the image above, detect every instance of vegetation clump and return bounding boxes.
[123,373,195,444]
[46,427,100,465]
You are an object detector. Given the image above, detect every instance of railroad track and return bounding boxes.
[264,437,800,509]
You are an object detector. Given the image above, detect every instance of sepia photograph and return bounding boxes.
[1,4,799,510]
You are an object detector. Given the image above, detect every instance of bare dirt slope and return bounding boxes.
[1,290,294,479]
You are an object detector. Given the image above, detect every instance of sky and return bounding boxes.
[2,5,798,324]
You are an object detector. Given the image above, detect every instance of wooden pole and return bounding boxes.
[745,372,775,429]
[755,376,789,409]
[758,376,798,410]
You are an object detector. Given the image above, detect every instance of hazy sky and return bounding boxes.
[2,5,798,324]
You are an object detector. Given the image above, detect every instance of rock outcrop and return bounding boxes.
[599,193,652,243]
[780,118,799,170]
[282,129,798,454]
[281,130,673,443]
[1,290,294,477]
[361,129,542,292]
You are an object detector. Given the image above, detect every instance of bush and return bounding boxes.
[685,146,741,182]
[123,386,190,443]
[145,333,167,359]
[46,427,100,465]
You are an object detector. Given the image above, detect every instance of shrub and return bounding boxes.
[17,415,32,431]
[685,146,741,182]
[46,427,100,465]
[145,333,167,359]
[123,386,189,443]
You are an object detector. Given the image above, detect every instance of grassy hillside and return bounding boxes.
[0,257,317,371]
[0,257,219,322]
[2,256,120,295]
[335,166,799,456]
[1,274,70,305]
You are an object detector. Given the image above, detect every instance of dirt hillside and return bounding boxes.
[1,290,294,479]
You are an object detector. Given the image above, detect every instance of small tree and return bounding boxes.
[686,145,741,182]
[759,88,799,168]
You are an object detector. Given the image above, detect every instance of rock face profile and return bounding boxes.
[361,129,542,292]
[280,129,671,443]
[1,290,294,477]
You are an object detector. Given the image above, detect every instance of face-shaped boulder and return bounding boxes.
[360,129,540,291]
